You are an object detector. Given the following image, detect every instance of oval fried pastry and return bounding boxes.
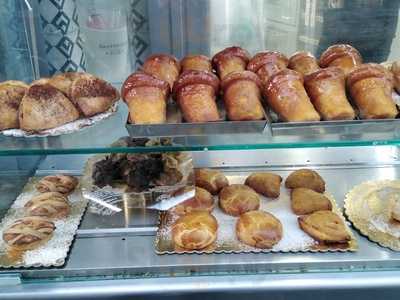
[219,184,260,216]
[291,188,332,215]
[245,172,282,198]
[285,169,325,193]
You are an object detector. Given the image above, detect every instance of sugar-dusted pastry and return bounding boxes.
[288,51,320,76]
[285,169,325,193]
[347,63,397,119]
[194,168,229,195]
[142,54,180,89]
[236,210,282,249]
[173,70,220,122]
[0,80,28,130]
[391,61,400,94]
[36,174,78,195]
[212,46,251,79]
[122,72,170,124]
[304,67,355,120]
[264,69,320,122]
[245,172,282,198]
[219,184,260,216]
[2,216,55,251]
[181,55,212,73]
[172,211,218,250]
[25,192,70,219]
[221,71,265,121]
[291,188,332,215]
[247,51,289,85]
[172,186,215,216]
[319,44,362,75]
[298,211,351,243]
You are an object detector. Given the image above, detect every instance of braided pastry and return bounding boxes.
[36,175,78,195]
[25,192,70,219]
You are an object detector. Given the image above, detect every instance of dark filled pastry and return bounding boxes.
[212,46,251,79]
[0,81,28,130]
[285,169,325,193]
[264,69,320,122]
[25,192,70,219]
[291,188,332,215]
[288,51,320,76]
[219,184,260,217]
[194,168,229,195]
[391,61,400,94]
[171,186,215,216]
[247,51,289,85]
[142,54,180,89]
[245,172,282,198]
[36,174,78,195]
[347,63,397,119]
[173,70,220,122]
[319,44,362,75]
[181,55,212,73]
[304,67,355,120]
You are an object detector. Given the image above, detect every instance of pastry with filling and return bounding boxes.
[194,168,229,195]
[212,46,251,79]
[288,51,320,76]
[219,184,260,216]
[25,192,70,219]
[0,80,28,130]
[247,51,289,85]
[142,54,180,89]
[181,55,212,73]
[319,44,362,75]
[285,169,325,193]
[171,186,214,215]
[245,172,282,198]
[36,174,78,195]
[291,188,332,215]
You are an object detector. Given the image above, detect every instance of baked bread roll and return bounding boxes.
[288,51,320,76]
[172,211,218,250]
[25,192,70,219]
[291,188,332,215]
[298,211,351,243]
[173,70,220,122]
[285,169,325,193]
[194,168,229,195]
[347,63,397,119]
[245,172,282,198]
[142,54,180,89]
[36,174,78,195]
[171,186,214,216]
[181,55,212,73]
[212,46,250,79]
[236,210,283,249]
[264,69,320,122]
[122,72,170,124]
[304,67,355,120]
[319,44,362,75]
[247,51,289,85]
[0,81,28,130]
[391,61,400,94]
[2,216,55,251]
[221,71,265,121]
[219,184,260,216]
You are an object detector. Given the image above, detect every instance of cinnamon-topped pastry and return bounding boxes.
[173,70,220,122]
[288,51,320,76]
[171,186,215,216]
[181,55,212,73]
[142,54,180,89]
[247,51,289,85]
[25,192,70,219]
[194,168,229,195]
[3,217,55,251]
[36,175,78,195]
[219,184,260,216]
[221,71,265,121]
[212,46,250,79]
[319,44,362,75]
[0,80,28,130]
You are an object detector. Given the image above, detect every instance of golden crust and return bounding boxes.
[0,81,28,130]
[36,175,78,195]
[219,184,260,217]
[285,169,325,193]
[142,54,180,89]
[194,168,229,195]
[171,186,215,216]
[181,55,212,73]
[291,188,332,215]
[245,172,282,198]
[25,192,70,219]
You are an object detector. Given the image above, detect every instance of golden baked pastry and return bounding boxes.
[288,51,320,76]
[219,184,260,216]
[319,44,362,75]
[285,169,325,193]
[298,211,351,243]
[194,168,229,195]
[181,55,212,73]
[236,210,283,249]
[389,196,400,222]
[245,172,282,198]
[172,186,215,215]
[0,81,28,130]
[391,61,400,94]
[36,175,78,195]
[291,188,332,215]
[247,51,289,85]
[25,192,70,219]
[142,54,180,89]
[172,211,218,250]
[212,46,251,79]
[2,216,55,251]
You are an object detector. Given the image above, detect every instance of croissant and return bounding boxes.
[0,80,28,130]
[212,46,250,79]
[319,44,362,75]
[142,54,180,89]
[288,51,320,76]
[181,55,212,73]
[247,51,289,85]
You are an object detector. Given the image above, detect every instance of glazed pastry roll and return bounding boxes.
[194,168,229,195]
[142,54,180,89]
[264,69,320,122]
[347,63,397,119]
[221,71,265,121]
[319,44,362,75]
[212,46,250,79]
[247,51,289,85]
[391,61,400,94]
[173,70,220,122]
[181,55,212,73]
[288,51,320,76]
[122,72,170,124]
[304,67,355,120]
[0,80,28,130]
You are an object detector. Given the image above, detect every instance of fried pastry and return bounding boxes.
[212,46,251,79]
[25,192,70,219]
[0,80,28,130]
[194,168,229,195]
[172,186,215,216]
[285,169,325,193]
[247,51,289,85]
[391,61,400,94]
[298,211,351,243]
[319,44,362,75]
[219,184,260,216]
[291,188,332,215]
[36,174,78,195]
[245,172,282,198]
[142,54,180,89]
[236,210,283,249]
[288,51,320,76]
[181,55,212,73]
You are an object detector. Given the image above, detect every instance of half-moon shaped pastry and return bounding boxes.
[142,54,180,89]
[25,192,70,219]
[221,71,265,121]
[0,80,28,130]
[236,210,283,249]
[285,169,325,193]
[319,44,362,75]
[245,172,282,198]
[2,216,55,251]
[391,61,400,94]
[172,186,215,216]
[347,63,397,119]
[247,51,289,85]
[172,211,218,250]
[194,168,229,195]
[288,51,320,76]
[36,174,78,195]
[212,46,250,79]
[181,55,212,73]
[219,184,260,216]
[291,188,332,215]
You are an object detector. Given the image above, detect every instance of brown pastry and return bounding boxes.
[0,81,28,130]
[173,70,220,122]
[181,55,212,73]
[285,169,325,193]
[319,44,362,75]
[391,61,400,94]
[172,186,215,215]
[247,51,289,85]
[2,216,55,251]
[219,184,260,217]
[194,168,229,195]
[172,211,218,250]
[288,51,320,76]
[298,211,351,243]
[304,67,355,120]
[236,210,283,249]
[122,72,170,124]
[264,69,320,122]
[245,172,282,198]
[36,174,78,195]
[142,54,180,89]
[212,46,251,79]
[25,192,70,219]
[291,188,332,215]
[347,63,397,119]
